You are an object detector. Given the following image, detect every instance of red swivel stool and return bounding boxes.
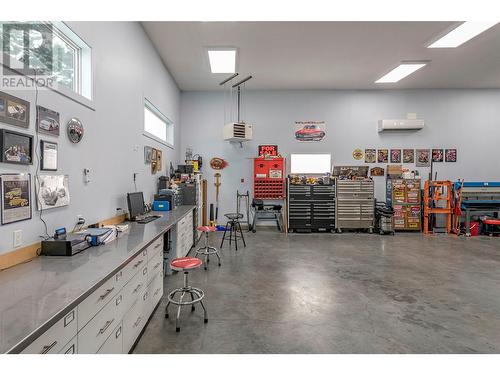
[195,226,221,270]
[165,257,208,332]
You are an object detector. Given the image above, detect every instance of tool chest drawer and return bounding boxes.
[122,263,148,313]
[97,322,123,354]
[21,308,77,354]
[312,185,336,199]
[147,236,163,260]
[122,248,148,285]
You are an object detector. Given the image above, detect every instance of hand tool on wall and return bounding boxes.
[214,173,221,223]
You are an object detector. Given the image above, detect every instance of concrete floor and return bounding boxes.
[133,230,500,354]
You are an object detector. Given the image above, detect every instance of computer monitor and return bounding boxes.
[127,192,145,220]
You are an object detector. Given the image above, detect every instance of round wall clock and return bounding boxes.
[67,118,84,143]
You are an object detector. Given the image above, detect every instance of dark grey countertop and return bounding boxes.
[0,205,195,353]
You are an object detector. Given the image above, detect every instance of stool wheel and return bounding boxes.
[252,229,256,233]
[204,266,208,270]
[191,306,195,312]
[207,258,210,263]
[165,313,169,318]
[218,262,221,267]
[176,327,180,333]
[204,318,208,324]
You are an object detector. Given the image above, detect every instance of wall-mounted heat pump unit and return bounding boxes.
[378,119,424,132]
[223,122,253,141]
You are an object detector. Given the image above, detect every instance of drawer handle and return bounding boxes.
[142,250,147,256]
[39,340,57,354]
[133,283,143,293]
[99,287,115,300]
[153,261,161,270]
[115,271,123,281]
[154,287,161,297]
[116,326,122,339]
[98,319,115,336]
[64,344,75,354]
[143,291,148,301]
[154,242,162,249]
[133,316,143,328]
[116,294,122,306]
[133,260,144,268]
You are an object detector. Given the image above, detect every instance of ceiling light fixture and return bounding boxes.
[375,63,427,84]
[208,49,236,73]
[428,21,498,48]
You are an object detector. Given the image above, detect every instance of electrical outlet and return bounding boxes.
[13,230,22,248]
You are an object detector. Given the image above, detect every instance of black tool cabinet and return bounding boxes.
[287,181,336,232]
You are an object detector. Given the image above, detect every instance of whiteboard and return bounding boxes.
[290,154,331,174]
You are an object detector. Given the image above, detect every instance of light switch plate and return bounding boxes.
[13,230,22,248]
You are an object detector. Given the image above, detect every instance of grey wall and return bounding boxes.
[180,89,500,220]
[0,22,180,253]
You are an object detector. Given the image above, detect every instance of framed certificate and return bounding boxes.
[41,140,58,171]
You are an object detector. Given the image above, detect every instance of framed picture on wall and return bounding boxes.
[0,91,30,129]
[37,105,60,136]
[377,149,388,163]
[445,149,457,162]
[364,149,376,163]
[36,174,70,210]
[416,149,430,167]
[0,173,32,225]
[403,149,415,163]
[390,149,401,163]
[41,140,58,171]
[0,129,33,165]
[432,149,444,162]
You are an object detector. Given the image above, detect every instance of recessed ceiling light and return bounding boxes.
[375,63,427,84]
[428,21,498,48]
[208,49,236,73]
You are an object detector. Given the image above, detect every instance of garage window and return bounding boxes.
[144,99,174,148]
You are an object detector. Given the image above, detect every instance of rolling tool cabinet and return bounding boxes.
[335,179,375,232]
[287,181,336,232]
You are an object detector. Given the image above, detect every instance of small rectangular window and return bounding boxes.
[144,99,174,148]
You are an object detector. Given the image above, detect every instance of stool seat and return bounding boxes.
[171,257,202,271]
[224,213,243,220]
[197,225,217,232]
[483,219,500,225]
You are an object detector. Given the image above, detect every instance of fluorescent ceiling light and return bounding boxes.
[208,49,236,73]
[428,21,498,48]
[375,63,427,83]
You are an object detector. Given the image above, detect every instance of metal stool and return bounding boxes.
[165,257,208,332]
[220,213,246,250]
[195,226,221,270]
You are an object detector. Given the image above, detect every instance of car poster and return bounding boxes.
[294,121,326,142]
[364,149,376,163]
[432,149,444,162]
[416,149,430,167]
[36,174,70,210]
[37,105,60,136]
[1,174,32,224]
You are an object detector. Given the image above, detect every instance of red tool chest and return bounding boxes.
[253,157,286,199]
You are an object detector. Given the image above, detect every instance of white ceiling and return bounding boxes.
[142,21,500,91]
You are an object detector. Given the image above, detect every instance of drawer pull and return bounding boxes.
[115,271,123,281]
[98,319,115,336]
[153,261,161,270]
[154,242,162,249]
[133,260,144,268]
[116,294,122,306]
[142,250,148,257]
[133,316,143,328]
[64,344,75,354]
[133,283,143,293]
[143,291,148,301]
[116,326,122,339]
[39,340,57,354]
[154,287,161,297]
[143,267,148,275]
[99,287,115,300]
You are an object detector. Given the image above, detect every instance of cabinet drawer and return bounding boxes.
[78,270,123,330]
[147,250,163,285]
[122,249,148,285]
[122,264,148,313]
[97,322,123,354]
[58,335,77,354]
[122,297,146,353]
[148,269,163,315]
[21,309,77,354]
[78,291,124,354]
[147,236,163,260]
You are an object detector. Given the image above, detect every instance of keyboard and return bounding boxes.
[137,215,161,224]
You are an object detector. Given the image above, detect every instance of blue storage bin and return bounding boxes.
[153,200,170,211]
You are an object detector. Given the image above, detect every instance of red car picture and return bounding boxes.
[295,123,326,141]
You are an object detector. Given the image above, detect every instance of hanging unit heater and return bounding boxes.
[223,122,253,142]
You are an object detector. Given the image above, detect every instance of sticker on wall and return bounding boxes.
[416,149,430,167]
[403,149,415,164]
[445,149,457,162]
[377,149,388,163]
[432,149,444,162]
[364,149,376,163]
[352,148,363,160]
[370,167,385,177]
[390,149,401,163]
[210,157,228,170]
[294,121,326,142]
